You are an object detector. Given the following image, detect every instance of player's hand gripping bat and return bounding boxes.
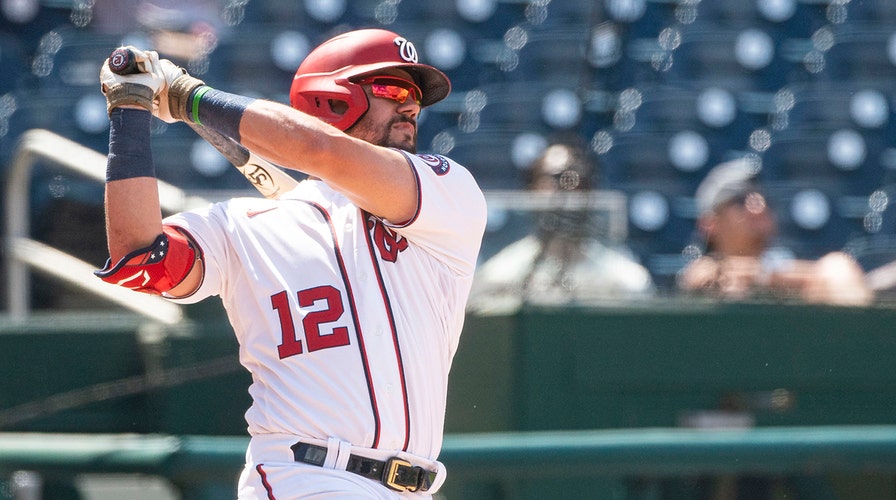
[107,47,299,199]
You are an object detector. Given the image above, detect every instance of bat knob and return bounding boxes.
[109,47,138,75]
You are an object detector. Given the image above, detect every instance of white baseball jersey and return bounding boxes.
[164,152,486,462]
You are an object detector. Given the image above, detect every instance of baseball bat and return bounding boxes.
[107,48,299,199]
[108,47,140,74]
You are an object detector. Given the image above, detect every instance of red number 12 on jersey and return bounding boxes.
[271,286,351,359]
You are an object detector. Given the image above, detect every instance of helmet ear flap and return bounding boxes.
[289,77,370,130]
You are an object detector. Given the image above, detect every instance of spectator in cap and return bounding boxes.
[678,159,872,306]
[467,141,655,315]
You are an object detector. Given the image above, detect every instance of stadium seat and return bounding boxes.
[622,84,757,139]
[670,21,797,91]
[514,29,593,81]
[454,1,527,38]
[210,24,318,102]
[5,88,104,148]
[617,179,697,285]
[431,126,540,190]
[762,180,867,259]
[457,79,584,132]
[822,23,896,82]
[782,81,894,135]
[696,0,829,38]
[695,0,765,24]
[29,28,125,91]
[594,128,708,191]
[0,33,27,93]
[760,125,887,195]
[845,0,896,23]
[0,2,73,50]
[149,127,268,192]
[541,0,597,27]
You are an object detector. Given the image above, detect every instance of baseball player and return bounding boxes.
[95,29,487,499]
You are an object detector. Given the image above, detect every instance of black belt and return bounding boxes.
[291,442,437,493]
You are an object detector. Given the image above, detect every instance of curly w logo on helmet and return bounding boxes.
[393,36,418,63]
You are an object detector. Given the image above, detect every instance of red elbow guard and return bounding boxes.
[95,226,199,295]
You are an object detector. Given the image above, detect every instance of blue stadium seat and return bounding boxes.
[0,89,30,166]
[7,88,105,148]
[695,0,764,24]
[594,129,706,190]
[397,1,453,23]
[617,180,697,283]
[847,0,896,22]
[762,180,867,259]
[782,81,894,138]
[0,33,27,93]
[632,85,761,161]
[670,21,798,91]
[150,127,267,192]
[857,183,896,240]
[822,23,896,82]
[759,125,886,196]
[457,79,583,132]
[252,0,315,24]
[513,29,592,81]
[418,105,460,154]
[0,3,73,50]
[695,0,828,38]
[431,126,535,190]
[210,24,315,102]
[601,0,679,40]
[613,31,682,90]
[29,28,125,91]
[542,0,598,28]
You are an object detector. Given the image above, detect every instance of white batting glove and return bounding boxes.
[142,57,206,123]
[151,58,190,123]
[165,66,206,124]
[99,47,165,115]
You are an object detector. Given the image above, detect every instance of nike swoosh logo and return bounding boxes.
[247,207,279,218]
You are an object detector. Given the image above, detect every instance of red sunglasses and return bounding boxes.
[357,76,423,105]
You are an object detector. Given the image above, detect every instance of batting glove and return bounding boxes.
[100,47,165,115]
[163,66,206,123]
[151,58,193,123]
[149,58,206,123]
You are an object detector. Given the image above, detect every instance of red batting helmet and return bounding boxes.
[289,29,451,131]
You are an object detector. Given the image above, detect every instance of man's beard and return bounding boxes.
[349,115,417,153]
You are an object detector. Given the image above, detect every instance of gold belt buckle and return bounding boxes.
[384,457,417,492]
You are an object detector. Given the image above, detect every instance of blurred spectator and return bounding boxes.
[678,159,873,306]
[89,0,222,65]
[865,258,896,295]
[467,142,655,315]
